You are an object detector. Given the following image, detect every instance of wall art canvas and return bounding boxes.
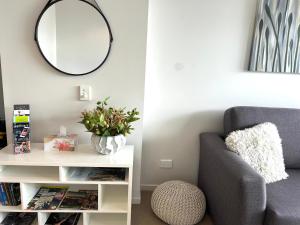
[249,0,300,73]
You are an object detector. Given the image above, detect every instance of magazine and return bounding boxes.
[58,191,87,210]
[79,190,98,210]
[87,168,126,181]
[45,213,80,225]
[27,186,68,210]
[0,212,36,225]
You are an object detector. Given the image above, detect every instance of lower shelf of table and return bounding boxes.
[0,212,127,225]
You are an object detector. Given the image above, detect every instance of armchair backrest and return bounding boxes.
[224,106,300,169]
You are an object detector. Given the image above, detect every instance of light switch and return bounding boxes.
[79,85,92,101]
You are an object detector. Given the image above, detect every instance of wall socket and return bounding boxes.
[160,159,173,168]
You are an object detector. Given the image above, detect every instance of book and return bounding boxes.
[0,184,5,205]
[27,186,68,210]
[0,185,3,206]
[8,184,16,205]
[79,190,98,210]
[0,184,8,206]
[3,184,12,205]
[58,191,87,210]
[45,213,80,225]
[12,183,21,205]
[0,183,21,206]
[0,212,36,225]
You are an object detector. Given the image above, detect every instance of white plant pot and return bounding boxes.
[91,134,126,155]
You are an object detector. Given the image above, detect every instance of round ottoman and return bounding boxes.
[151,180,206,225]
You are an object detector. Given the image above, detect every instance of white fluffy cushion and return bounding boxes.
[225,122,288,184]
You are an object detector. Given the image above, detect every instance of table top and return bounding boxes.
[0,143,134,167]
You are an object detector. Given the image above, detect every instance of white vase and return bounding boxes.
[91,134,126,155]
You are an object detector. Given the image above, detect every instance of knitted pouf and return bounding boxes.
[151,181,206,225]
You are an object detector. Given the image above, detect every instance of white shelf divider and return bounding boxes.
[77,214,84,225]
[0,204,23,212]
[127,167,133,225]
[38,212,50,225]
[83,212,90,225]
[0,212,8,222]
[59,166,68,182]
[20,183,40,210]
[98,184,102,211]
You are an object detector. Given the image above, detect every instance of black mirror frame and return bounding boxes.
[34,0,114,76]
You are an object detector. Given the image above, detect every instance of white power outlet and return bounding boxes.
[79,85,92,101]
[160,159,173,168]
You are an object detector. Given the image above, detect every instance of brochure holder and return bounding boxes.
[13,105,30,154]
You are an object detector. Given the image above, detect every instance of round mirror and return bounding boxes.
[35,0,113,76]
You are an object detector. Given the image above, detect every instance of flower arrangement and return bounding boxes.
[80,97,140,137]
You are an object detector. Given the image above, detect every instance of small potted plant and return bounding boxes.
[80,97,140,155]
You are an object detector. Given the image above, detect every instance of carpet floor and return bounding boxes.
[132,191,213,225]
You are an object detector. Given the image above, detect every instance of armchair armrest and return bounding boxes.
[198,133,266,225]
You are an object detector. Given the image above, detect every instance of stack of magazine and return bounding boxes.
[0,183,21,206]
[45,213,81,225]
[27,186,68,210]
[69,167,126,181]
[59,190,98,210]
[0,213,36,225]
[27,186,98,210]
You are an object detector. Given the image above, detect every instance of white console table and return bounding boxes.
[0,143,134,225]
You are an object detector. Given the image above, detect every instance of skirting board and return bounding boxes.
[132,184,158,204]
[132,196,141,204]
[132,190,141,204]
[141,184,158,191]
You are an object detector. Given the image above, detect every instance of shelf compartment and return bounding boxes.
[0,212,38,225]
[100,185,128,213]
[38,212,83,225]
[60,167,128,185]
[86,213,127,225]
[21,183,98,212]
[0,166,59,183]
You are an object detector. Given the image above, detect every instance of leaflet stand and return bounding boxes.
[13,104,30,154]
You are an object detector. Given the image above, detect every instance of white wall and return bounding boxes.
[142,0,300,187]
[0,0,148,203]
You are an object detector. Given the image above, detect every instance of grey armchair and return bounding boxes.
[198,107,300,225]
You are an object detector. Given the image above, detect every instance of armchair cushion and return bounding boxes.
[265,169,300,225]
